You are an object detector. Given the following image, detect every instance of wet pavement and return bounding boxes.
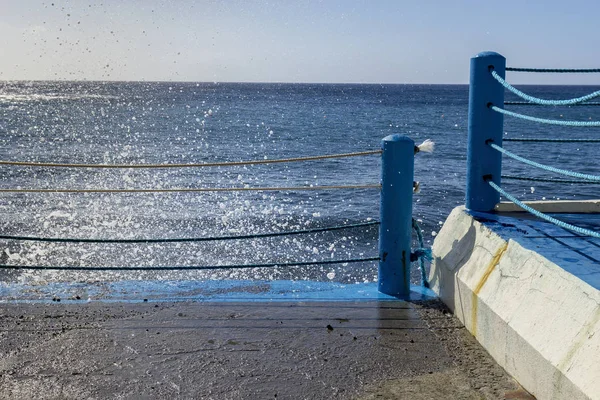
[0,300,533,399]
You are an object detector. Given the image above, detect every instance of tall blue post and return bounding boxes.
[378,135,414,298]
[466,51,506,212]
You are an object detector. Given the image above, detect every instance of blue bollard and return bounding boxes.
[466,51,506,212]
[378,134,414,298]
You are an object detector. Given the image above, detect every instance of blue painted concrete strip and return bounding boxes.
[0,280,437,303]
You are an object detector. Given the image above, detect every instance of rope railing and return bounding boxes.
[505,67,600,73]
[488,181,600,239]
[467,52,600,241]
[491,70,600,106]
[0,257,380,271]
[0,184,381,194]
[411,219,429,288]
[0,135,436,296]
[501,175,600,185]
[504,101,600,106]
[0,140,433,170]
[0,150,382,169]
[0,221,379,243]
[488,142,600,182]
[503,138,600,143]
[489,105,600,127]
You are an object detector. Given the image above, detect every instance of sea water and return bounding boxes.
[1,81,599,285]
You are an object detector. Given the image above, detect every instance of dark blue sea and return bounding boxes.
[1,82,599,286]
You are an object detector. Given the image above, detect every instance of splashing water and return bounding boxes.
[4,82,596,288]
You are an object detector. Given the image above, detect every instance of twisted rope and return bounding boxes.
[412,218,429,288]
[506,67,600,73]
[491,70,600,106]
[488,181,600,239]
[0,184,381,194]
[0,150,382,169]
[503,138,600,143]
[0,221,379,243]
[489,105,600,127]
[505,101,600,106]
[489,142,600,182]
[0,257,380,271]
[501,175,600,185]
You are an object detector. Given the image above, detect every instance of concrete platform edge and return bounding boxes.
[429,206,600,400]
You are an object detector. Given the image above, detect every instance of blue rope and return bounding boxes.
[411,219,430,288]
[490,105,600,127]
[489,142,600,182]
[491,70,600,106]
[503,138,600,143]
[0,221,380,243]
[411,248,432,262]
[0,257,380,271]
[502,175,600,185]
[505,101,600,106]
[506,67,600,73]
[488,181,600,239]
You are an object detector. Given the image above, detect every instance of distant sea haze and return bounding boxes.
[0,81,599,284]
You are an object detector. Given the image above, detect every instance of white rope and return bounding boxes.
[0,150,382,169]
[0,184,382,194]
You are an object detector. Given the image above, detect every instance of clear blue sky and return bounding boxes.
[1,0,599,84]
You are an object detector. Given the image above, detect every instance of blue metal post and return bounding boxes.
[466,51,506,212]
[378,134,414,298]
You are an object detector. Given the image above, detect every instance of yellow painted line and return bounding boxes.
[471,241,509,337]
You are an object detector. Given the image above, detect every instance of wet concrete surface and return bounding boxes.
[0,300,534,399]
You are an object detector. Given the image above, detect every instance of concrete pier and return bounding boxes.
[0,299,529,399]
[430,206,600,400]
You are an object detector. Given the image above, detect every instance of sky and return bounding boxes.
[1,0,599,84]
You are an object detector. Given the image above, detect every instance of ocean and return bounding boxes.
[1,81,599,286]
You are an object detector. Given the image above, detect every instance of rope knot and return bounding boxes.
[410,248,432,262]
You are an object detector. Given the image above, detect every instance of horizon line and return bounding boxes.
[1,79,599,87]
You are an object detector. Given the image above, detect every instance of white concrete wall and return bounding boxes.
[429,206,600,400]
